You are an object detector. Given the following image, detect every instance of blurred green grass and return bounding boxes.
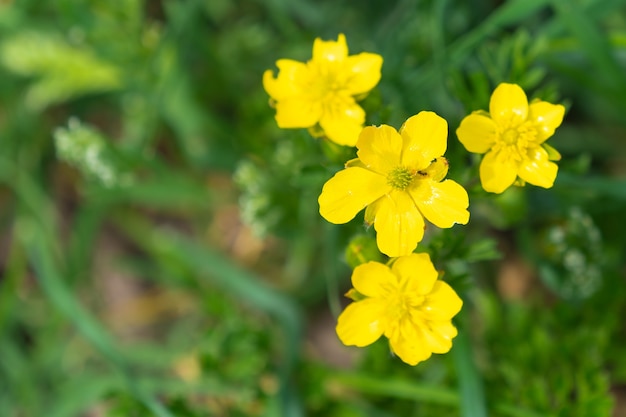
[1,0,626,416]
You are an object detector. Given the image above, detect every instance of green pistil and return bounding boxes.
[387,166,414,190]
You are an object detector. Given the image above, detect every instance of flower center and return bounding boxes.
[502,128,519,144]
[387,166,414,190]
[306,62,347,101]
[387,158,449,190]
[387,291,425,321]
[493,122,537,162]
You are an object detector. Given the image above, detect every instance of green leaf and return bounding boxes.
[0,31,122,109]
[549,0,626,107]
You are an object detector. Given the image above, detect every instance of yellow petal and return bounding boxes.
[343,53,383,95]
[528,101,565,143]
[373,191,425,257]
[456,112,497,154]
[489,83,528,126]
[318,167,390,224]
[400,111,448,170]
[410,179,470,228]
[479,149,518,194]
[391,253,438,295]
[336,299,386,347]
[356,124,403,174]
[313,33,348,63]
[517,146,558,188]
[352,262,396,297]
[387,321,432,366]
[274,98,322,128]
[319,100,365,146]
[420,157,449,182]
[423,281,463,321]
[262,59,307,100]
[420,321,457,354]
[431,321,458,342]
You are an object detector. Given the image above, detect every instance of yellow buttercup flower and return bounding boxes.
[336,253,463,366]
[318,112,470,257]
[456,83,565,194]
[263,34,382,146]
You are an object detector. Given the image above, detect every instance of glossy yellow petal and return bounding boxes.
[400,111,448,170]
[336,299,386,347]
[419,157,449,182]
[410,179,470,228]
[352,262,396,298]
[319,100,365,146]
[387,321,432,365]
[343,53,383,95]
[528,101,565,143]
[420,321,457,354]
[518,146,558,188]
[274,98,322,128]
[373,191,424,257]
[489,83,528,126]
[391,253,438,295]
[356,124,403,174]
[319,167,390,224]
[423,281,463,321]
[479,150,519,194]
[456,112,497,154]
[262,59,307,100]
[313,33,348,63]
[431,321,458,341]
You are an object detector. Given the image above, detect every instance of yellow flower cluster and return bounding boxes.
[263,35,565,366]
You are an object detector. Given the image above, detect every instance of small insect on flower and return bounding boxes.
[336,253,463,366]
[456,83,565,194]
[263,34,382,147]
[318,111,470,257]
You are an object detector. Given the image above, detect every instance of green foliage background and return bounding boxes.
[0,0,625,416]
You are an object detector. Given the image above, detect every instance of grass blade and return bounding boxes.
[22,225,176,417]
[0,158,176,417]
[453,327,488,417]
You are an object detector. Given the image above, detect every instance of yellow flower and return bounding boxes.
[456,83,565,194]
[336,253,462,366]
[318,112,470,257]
[263,34,382,146]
